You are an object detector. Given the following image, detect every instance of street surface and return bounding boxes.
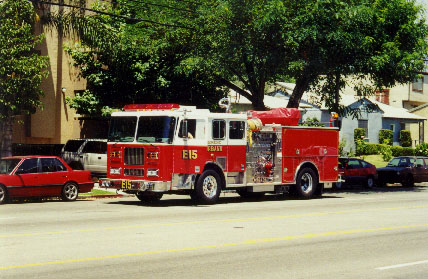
[1,185,428,278]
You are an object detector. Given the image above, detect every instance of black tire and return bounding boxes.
[402,174,414,187]
[0,185,8,205]
[193,170,222,204]
[136,192,163,203]
[236,189,265,199]
[333,182,343,190]
[365,176,375,188]
[293,167,318,199]
[61,182,79,201]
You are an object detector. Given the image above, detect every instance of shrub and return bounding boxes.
[363,143,382,155]
[354,128,366,143]
[415,142,428,156]
[399,130,412,147]
[379,129,393,145]
[379,144,393,161]
[391,146,415,157]
[299,117,324,127]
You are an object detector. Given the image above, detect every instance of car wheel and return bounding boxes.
[136,192,163,203]
[236,189,265,199]
[293,167,318,199]
[402,175,414,187]
[0,185,8,205]
[365,176,375,188]
[61,182,79,201]
[193,170,221,204]
[333,182,343,190]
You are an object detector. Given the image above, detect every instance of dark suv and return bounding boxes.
[377,156,428,187]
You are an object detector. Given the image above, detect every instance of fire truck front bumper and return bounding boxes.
[99,179,170,193]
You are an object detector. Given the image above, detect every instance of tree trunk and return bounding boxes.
[0,115,13,158]
[287,75,311,108]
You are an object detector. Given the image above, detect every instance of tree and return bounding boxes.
[41,0,226,115]
[41,0,428,113]
[0,0,49,157]
[193,0,428,111]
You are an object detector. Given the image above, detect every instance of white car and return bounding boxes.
[61,139,107,177]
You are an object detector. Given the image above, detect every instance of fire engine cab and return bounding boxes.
[101,104,339,204]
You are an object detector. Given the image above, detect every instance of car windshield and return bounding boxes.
[387,157,414,167]
[0,158,21,174]
[63,140,84,152]
[136,116,176,144]
[108,116,138,142]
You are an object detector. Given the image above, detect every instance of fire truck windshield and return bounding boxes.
[108,116,138,142]
[108,116,176,143]
[136,116,176,144]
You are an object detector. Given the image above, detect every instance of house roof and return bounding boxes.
[231,82,426,121]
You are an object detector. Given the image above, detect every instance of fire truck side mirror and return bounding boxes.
[181,120,188,139]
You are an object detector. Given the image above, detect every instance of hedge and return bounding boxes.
[399,130,412,147]
[355,143,415,156]
[391,146,415,157]
[379,129,393,145]
[354,128,366,142]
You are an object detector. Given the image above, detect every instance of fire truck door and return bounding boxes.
[211,119,228,171]
[227,120,247,173]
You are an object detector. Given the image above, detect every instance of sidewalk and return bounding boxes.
[78,183,132,199]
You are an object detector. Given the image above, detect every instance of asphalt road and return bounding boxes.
[1,185,428,279]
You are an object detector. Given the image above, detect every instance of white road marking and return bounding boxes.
[376,259,428,270]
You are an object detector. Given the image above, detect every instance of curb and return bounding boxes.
[78,194,126,199]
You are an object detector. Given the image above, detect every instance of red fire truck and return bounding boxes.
[101,104,339,204]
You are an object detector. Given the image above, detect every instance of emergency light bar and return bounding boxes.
[123,104,180,111]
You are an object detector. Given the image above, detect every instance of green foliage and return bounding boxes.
[0,0,49,118]
[354,128,366,143]
[415,142,428,156]
[391,146,415,157]
[0,0,49,156]
[379,129,393,145]
[42,0,428,114]
[399,130,412,147]
[299,117,325,127]
[379,144,393,162]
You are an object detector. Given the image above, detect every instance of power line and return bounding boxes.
[124,0,197,14]
[33,0,195,29]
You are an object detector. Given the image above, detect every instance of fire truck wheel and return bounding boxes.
[136,192,163,203]
[294,168,318,199]
[194,170,222,204]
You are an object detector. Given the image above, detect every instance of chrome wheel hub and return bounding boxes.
[301,173,313,193]
[64,184,78,200]
[202,176,217,198]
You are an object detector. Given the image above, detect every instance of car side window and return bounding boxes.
[40,158,67,172]
[416,158,425,167]
[16,158,39,174]
[229,121,245,140]
[212,120,226,140]
[347,159,361,169]
[83,141,107,154]
[360,160,370,168]
[178,119,197,139]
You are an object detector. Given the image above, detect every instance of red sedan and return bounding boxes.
[336,157,378,188]
[0,156,93,204]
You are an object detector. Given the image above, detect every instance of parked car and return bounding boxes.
[0,156,93,204]
[61,139,107,176]
[377,156,428,187]
[336,157,377,188]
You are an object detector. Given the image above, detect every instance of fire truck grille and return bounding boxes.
[124,168,144,177]
[124,147,145,165]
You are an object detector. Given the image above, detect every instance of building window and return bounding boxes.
[375,89,390,105]
[390,124,395,132]
[412,77,423,93]
[358,120,368,138]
